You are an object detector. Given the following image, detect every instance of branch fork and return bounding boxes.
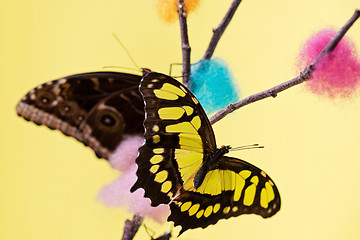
[122,4,360,240]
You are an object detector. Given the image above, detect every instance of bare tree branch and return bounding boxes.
[121,214,144,240]
[178,0,191,85]
[209,9,360,125]
[203,0,243,60]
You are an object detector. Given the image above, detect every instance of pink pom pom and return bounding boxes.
[98,164,170,223]
[109,135,144,171]
[297,29,360,98]
[99,135,170,223]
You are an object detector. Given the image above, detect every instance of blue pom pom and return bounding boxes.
[189,58,241,115]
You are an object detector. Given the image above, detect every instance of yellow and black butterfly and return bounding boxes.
[131,72,281,234]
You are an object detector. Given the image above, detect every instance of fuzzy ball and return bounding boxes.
[99,135,170,223]
[296,29,360,99]
[154,0,200,23]
[108,135,144,171]
[189,58,241,114]
[98,165,170,223]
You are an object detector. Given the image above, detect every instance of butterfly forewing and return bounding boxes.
[16,72,144,159]
[131,72,216,206]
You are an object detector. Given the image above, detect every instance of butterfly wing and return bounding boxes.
[130,72,217,206]
[16,72,144,159]
[169,156,281,234]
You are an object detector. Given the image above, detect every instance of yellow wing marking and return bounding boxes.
[250,176,259,185]
[204,205,213,217]
[152,135,160,144]
[179,85,187,93]
[153,148,164,154]
[154,170,168,183]
[233,173,246,201]
[166,122,198,134]
[150,164,159,173]
[191,96,199,104]
[243,184,256,206]
[183,106,194,116]
[259,181,276,209]
[154,89,179,100]
[260,188,268,208]
[150,155,163,164]
[188,203,200,216]
[161,83,186,97]
[239,170,251,179]
[153,82,187,100]
[167,191,174,198]
[158,107,185,120]
[190,116,201,130]
[213,203,220,213]
[243,175,259,206]
[265,181,275,202]
[196,209,204,218]
[180,201,192,212]
[152,125,160,132]
[223,206,231,214]
[161,181,172,193]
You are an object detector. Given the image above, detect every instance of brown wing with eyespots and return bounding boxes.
[16,72,144,159]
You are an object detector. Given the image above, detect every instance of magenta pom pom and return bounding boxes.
[297,29,360,98]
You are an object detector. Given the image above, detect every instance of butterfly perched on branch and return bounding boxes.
[131,72,281,234]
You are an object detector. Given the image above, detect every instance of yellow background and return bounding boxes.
[1,0,360,239]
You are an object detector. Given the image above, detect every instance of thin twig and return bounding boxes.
[178,0,191,85]
[203,0,243,60]
[121,214,144,240]
[209,9,360,125]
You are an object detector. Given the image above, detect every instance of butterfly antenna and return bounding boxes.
[102,65,140,71]
[112,32,140,70]
[230,144,264,151]
[169,62,182,76]
[143,225,154,239]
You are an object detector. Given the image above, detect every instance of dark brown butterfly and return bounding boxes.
[16,70,149,159]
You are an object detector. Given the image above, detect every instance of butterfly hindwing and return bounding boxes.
[16,72,144,159]
[169,156,281,234]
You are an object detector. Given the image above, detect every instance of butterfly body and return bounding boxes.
[193,145,230,189]
[16,71,145,159]
[131,72,281,234]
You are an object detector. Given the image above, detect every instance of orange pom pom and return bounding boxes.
[155,0,200,23]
